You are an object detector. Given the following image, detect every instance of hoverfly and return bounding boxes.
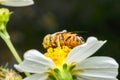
[0,0,34,7]
[42,30,85,49]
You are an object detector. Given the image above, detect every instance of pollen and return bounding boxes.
[44,46,71,66]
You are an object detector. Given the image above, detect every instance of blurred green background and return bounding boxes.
[0,0,119,78]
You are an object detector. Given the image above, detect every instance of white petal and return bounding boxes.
[1,0,34,7]
[76,57,119,80]
[23,73,48,80]
[77,77,118,80]
[14,49,54,73]
[66,37,106,64]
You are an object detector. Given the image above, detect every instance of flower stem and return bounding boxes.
[0,8,30,77]
[0,31,30,76]
[0,31,22,63]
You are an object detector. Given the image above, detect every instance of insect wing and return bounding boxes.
[1,0,34,7]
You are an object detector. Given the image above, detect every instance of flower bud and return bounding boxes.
[0,8,12,23]
[0,8,12,30]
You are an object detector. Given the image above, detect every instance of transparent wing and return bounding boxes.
[1,0,34,7]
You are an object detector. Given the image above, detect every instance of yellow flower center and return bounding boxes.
[44,46,71,67]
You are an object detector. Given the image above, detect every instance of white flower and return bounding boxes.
[1,0,34,7]
[14,37,119,80]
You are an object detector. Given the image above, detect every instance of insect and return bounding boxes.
[42,30,85,49]
[0,0,34,7]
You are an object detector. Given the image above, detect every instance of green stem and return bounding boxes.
[4,35,22,63]
[0,31,30,76]
[0,31,22,64]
